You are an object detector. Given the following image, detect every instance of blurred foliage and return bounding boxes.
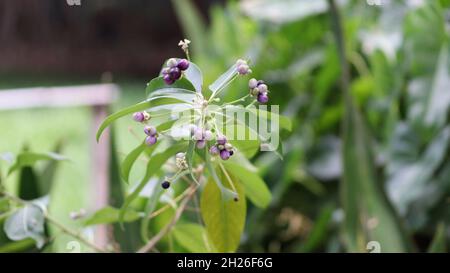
[1,0,450,253]
[170,0,450,252]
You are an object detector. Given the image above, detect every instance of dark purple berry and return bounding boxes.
[257,93,269,104]
[177,59,190,71]
[229,150,234,156]
[233,196,239,202]
[145,135,157,146]
[217,135,227,145]
[163,74,175,85]
[220,149,230,160]
[169,67,182,80]
[161,181,171,189]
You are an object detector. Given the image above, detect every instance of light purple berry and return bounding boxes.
[220,150,230,160]
[161,67,170,75]
[133,112,145,122]
[257,93,269,104]
[193,128,204,141]
[248,78,258,89]
[167,58,178,68]
[217,135,227,145]
[163,74,175,85]
[177,59,190,71]
[144,126,157,136]
[209,145,220,155]
[204,130,213,141]
[145,135,157,146]
[196,140,206,149]
[169,67,181,80]
[257,84,268,93]
[237,64,250,75]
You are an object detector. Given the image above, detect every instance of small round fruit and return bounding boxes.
[248,78,258,89]
[217,135,227,145]
[163,74,175,85]
[144,126,157,136]
[257,93,269,104]
[196,140,206,149]
[209,145,220,155]
[177,59,190,71]
[167,58,178,68]
[220,149,231,160]
[169,67,182,80]
[145,135,157,146]
[132,112,145,122]
[161,181,171,189]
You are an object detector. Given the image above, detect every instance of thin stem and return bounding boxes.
[0,191,107,253]
[219,163,237,193]
[137,185,198,253]
[208,73,239,103]
[221,94,250,108]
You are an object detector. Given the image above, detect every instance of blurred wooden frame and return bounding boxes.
[0,84,119,249]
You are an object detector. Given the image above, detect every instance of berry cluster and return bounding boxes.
[248,78,269,104]
[162,58,190,85]
[209,135,234,160]
[192,127,213,149]
[144,125,158,146]
[236,59,252,75]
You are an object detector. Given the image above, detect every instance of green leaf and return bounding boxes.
[241,0,329,24]
[83,206,141,226]
[140,184,163,242]
[408,43,450,131]
[119,142,188,224]
[184,62,203,93]
[209,63,238,96]
[200,169,246,252]
[120,141,159,184]
[146,77,196,97]
[428,222,447,253]
[171,0,207,56]
[223,162,271,208]
[341,99,411,252]
[205,153,237,201]
[7,152,67,176]
[96,97,188,142]
[4,200,47,249]
[173,223,211,252]
[186,140,200,185]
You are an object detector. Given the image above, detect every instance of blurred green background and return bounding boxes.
[0,0,449,252]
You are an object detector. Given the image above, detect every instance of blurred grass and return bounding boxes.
[0,74,148,252]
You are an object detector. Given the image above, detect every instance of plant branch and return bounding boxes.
[0,191,107,253]
[137,184,199,253]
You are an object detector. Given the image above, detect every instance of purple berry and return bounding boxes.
[177,59,190,71]
[257,93,269,104]
[163,74,175,85]
[167,58,178,68]
[144,126,157,136]
[133,112,145,122]
[229,150,234,156]
[220,150,231,160]
[161,181,171,189]
[257,84,268,93]
[169,67,182,80]
[204,130,213,141]
[237,64,250,75]
[193,128,204,141]
[209,145,220,155]
[217,135,227,145]
[161,67,170,75]
[145,135,157,146]
[248,78,258,89]
[196,140,206,149]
